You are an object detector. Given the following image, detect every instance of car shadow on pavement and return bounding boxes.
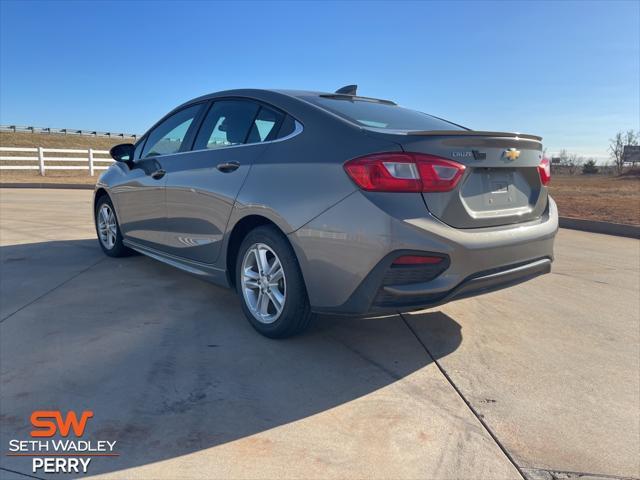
[0,239,462,478]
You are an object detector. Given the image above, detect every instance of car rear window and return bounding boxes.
[304,96,465,131]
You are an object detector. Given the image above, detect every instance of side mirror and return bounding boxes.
[110,143,135,162]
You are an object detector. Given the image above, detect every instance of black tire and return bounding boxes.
[235,225,313,338]
[94,194,132,258]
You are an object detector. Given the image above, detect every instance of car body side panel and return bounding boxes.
[232,109,402,235]
[289,191,558,311]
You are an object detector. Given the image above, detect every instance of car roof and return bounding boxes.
[180,88,315,105]
[179,88,395,108]
[148,88,401,143]
[138,88,360,143]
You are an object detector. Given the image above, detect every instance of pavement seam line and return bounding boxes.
[523,467,639,480]
[0,256,106,324]
[0,467,47,480]
[399,312,526,480]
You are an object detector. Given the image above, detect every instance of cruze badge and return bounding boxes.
[504,148,520,160]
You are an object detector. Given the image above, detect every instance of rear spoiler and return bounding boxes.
[406,130,543,142]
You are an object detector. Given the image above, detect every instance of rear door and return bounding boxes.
[399,132,547,228]
[162,99,284,264]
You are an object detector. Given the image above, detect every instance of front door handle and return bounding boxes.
[151,169,166,180]
[216,161,240,173]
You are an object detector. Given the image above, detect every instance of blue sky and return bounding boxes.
[1,0,638,161]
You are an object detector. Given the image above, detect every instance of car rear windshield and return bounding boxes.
[304,96,465,131]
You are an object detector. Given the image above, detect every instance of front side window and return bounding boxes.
[194,100,260,150]
[142,104,202,158]
[133,139,145,160]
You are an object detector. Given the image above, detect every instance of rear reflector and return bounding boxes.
[392,255,443,265]
[538,157,551,186]
[344,152,465,192]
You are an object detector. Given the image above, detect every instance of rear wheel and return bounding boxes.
[94,195,131,257]
[236,225,313,338]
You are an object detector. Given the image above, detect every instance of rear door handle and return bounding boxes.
[151,169,166,180]
[216,161,240,173]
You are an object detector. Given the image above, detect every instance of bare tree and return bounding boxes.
[556,149,583,175]
[566,153,584,175]
[558,149,567,161]
[609,130,639,173]
[557,149,568,173]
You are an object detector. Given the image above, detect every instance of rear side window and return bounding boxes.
[246,106,284,143]
[276,115,296,138]
[194,100,260,150]
[304,96,465,131]
[142,104,203,158]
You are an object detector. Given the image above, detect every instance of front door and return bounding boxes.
[112,103,205,251]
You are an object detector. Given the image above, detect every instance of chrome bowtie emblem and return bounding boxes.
[504,148,520,160]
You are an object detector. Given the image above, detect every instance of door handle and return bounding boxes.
[151,169,166,180]
[216,161,240,173]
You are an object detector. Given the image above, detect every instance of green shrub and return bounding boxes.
[582,159,599,174]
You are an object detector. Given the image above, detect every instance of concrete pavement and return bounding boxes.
[0,189,638,480]
[405,228,640,478]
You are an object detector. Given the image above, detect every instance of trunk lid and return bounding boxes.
[367,130,547,228]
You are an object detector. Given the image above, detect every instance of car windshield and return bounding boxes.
[304,96,465,131]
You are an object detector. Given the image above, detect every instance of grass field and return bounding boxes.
[1,132,639,225]
[0,131,135,150]
[548,174,639,225]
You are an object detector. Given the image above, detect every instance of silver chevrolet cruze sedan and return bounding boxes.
[95,86,558,338]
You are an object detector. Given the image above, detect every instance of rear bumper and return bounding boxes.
[289,191,558,315]
[374,257,551,313]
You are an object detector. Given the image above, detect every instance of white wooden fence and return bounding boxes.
[0,147,114,176]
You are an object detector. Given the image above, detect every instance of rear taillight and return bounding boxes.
[538,157,551,186]
[344,152,466,193]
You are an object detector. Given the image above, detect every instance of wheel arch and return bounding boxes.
[93,186,125,223]
[93,187,109,210]
[225,214,305,290]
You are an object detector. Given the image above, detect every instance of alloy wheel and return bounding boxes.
[241,243,286,324]
[97,204,117,250]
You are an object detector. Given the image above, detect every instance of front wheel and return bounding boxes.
[236,225,313,338]
[94,195,132,257]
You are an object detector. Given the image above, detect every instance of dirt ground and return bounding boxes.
[549,174,640,225]
[1,132,639,224]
